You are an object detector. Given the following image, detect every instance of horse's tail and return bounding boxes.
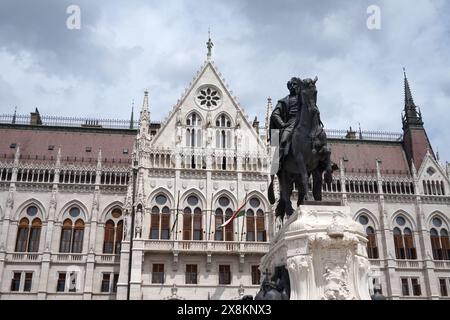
[268,175,276,204]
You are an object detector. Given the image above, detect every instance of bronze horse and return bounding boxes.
[268,77,336,221]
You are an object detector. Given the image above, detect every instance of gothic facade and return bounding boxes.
[1,51,450,300]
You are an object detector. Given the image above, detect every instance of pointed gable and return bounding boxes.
[151,60,265,152]
[417,151,450,195]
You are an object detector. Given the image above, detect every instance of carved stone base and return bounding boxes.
[260,204,371,300]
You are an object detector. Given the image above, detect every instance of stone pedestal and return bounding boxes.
[260,204,371,300]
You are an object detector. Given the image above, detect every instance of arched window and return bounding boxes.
[59,206,85,253]
[186,112,202,147]
[430,217,450,260]
[150,194,171,240]
[215,114,232,148]
[15,218,30,252]
[356,214,379,259]
[393,215,417,260]
[182,195,202,241]
[15,205,42,253]
[246,197,266,242]
[215,196,234,241]
[102,208,123,254]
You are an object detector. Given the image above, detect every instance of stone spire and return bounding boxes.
[139,90,150,138]
[206,29,214,61]
[402,68,423,129]
[265,97,272,130]
[129,100,134,129]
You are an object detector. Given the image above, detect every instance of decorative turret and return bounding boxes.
[139,90,150,138]
[129,100,134,129]
[401,68,434,172]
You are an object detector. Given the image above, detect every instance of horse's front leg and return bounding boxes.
[312,168,323,201]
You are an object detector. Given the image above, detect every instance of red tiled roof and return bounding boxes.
[329,140,410,175]
[0,126,135,166]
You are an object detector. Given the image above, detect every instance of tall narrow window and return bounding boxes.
[183,207,192,240]
[394,227,405,259]
[60,219,73,253]
[246,209,255,241]
[366,227,379,259]
[115,221,123,253]
[101,274,110,292]
[15,218,30,252]
[439,279,448,297]
[186,112,202,147]
[441,229,450,260]
[57,273,66,292]
[161,206,170,240]
[103,220,115,254]
[152,264,165,284]
[11,272,21,292]
[185,264,198,284]
[404,228,416,259]
[193,208,203,240]
[256,209,266,242]
[411,278,421,296]
[27,218,41,252]
[251,266,261,285]
[72,219,84,253]
[219,265,231,285]
[215,209,223,241]
[225,208,234,241]
[23,272,33,292]
[150,206,160,239]
[401,278,409,296]
[431,228,442,260]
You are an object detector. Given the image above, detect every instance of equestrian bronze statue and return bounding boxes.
[268,76,337,221]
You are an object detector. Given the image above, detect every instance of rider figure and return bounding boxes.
[270,77,302,167]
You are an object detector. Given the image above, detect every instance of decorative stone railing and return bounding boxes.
[395,259,422,269]
[52,253,86,263]
[433,260,450,269]
[8,253,41,262]
[143,240,270,254]
[96,254,120,263]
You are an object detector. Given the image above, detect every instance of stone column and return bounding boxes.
[129,238,143,300]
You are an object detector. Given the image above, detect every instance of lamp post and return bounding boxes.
[127,160,138,300]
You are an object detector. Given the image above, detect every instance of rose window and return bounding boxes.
[197,86,221,108]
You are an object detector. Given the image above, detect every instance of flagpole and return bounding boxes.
[208,193,213,241]
[240,193,248,242]
[172,190,180,240]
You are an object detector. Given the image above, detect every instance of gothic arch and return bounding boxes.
[13,198,46,221]
[99,201,124,224]
[185,110,205,125]
[57,200,89,223]
[245,190,270,213]
[147,187,174,209]
[353,208,379,228]
[390,210,417,230]
[212,190,238,210]
[427,210,450,229]
[180,189,207,208]
[214,112,234,127]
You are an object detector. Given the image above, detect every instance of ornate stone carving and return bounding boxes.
[260,205,371,300]
[134,207,143,239]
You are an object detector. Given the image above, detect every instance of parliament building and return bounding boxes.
[1,44,449,300]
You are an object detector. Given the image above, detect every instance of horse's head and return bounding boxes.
[300,76,318,112]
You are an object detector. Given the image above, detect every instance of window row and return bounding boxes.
[15,206,124,255]
[151,263,261,285]
[149,195,267,242]
[358,214,450,261]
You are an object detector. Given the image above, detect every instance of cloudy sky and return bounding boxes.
[1,0,449,161]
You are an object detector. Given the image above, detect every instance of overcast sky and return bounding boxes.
[1,0,449,161]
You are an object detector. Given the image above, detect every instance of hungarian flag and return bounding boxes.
[218,199,247,229]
